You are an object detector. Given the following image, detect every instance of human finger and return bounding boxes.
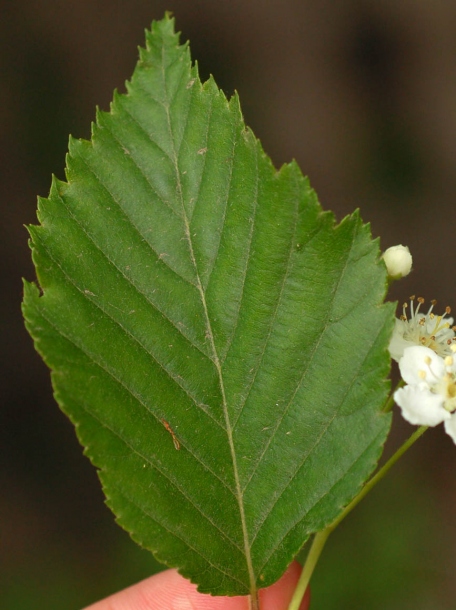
[83,560,309,610]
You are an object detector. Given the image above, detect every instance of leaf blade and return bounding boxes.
[23,14,394,596]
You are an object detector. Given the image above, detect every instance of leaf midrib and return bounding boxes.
[159,41,258,597]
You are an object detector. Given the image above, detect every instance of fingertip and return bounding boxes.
[83,563,310,610]
[83,568,251,609]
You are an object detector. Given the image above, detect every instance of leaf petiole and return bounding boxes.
[287,424,428,610]
[249,591,260,610]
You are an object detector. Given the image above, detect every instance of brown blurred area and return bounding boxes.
[2,1,456,608]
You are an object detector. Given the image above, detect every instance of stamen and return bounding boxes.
[391,295,456,360]
[415,297,424,317]
[426,301,436,318]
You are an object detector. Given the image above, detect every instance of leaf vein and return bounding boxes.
[256,423,388,575]
[242,227,355,500]
[74,150,196,288]
[182,91,215,225]
[161,41,258,597]
[231,181,302,431]
[249,254,381,545]
[200,114,237,289]
[32,298,236,495]
[114,96,175,164]
[55,184,212,360]
[73,406,243,551]
[219,141,259,363]
[110,486,247,586]
[37,227,224,429]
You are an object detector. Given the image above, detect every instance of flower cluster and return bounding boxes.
[389,297,456,443]
[389,296,456,362]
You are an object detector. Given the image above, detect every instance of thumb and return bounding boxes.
[83,560,310,610]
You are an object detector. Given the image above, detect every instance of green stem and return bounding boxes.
[286,424,428,610]
[382,379,404,413]
[287,530,330,610]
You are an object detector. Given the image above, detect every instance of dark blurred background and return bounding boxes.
[2,1,456,608]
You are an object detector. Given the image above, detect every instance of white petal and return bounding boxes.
[398,346,445,385]
[388,319,412,362]
[444,414,456,444]
[394,384,451,426]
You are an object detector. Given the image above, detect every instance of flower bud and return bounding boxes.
[382,245,412,279]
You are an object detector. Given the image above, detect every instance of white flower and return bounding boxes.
[388,296,455,362]
[394,345,456,443]
[382,245,413,279]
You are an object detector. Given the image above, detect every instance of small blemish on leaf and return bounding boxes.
[161,419,180,450]
[197,147,208,155]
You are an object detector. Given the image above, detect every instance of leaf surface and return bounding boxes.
[23,15,394,597]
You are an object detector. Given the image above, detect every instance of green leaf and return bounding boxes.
[23,15,394,598]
